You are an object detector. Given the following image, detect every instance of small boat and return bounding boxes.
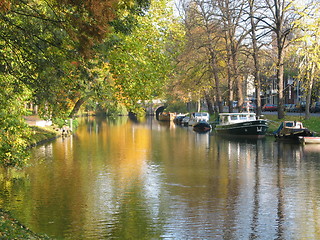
[158,112,176,121]
[174,114,187,125]
[299,136,320,144]
[215,112,268,138]
[274,121,313,141]
[193,121,212,133]
[181,116,190,126]
[188,112,210,126]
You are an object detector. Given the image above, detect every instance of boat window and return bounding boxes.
[285,122,293,127]
[240,115,247,120]
[231,115,238,120]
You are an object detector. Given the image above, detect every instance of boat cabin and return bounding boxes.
[274,120,314,139]
[190,112,210,122]
[218,113,257,125]
[276,121,304,135]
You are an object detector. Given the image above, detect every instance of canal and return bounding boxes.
[1,116,320,239]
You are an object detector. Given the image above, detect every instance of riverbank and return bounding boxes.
[28,125,60,147]
[265,115,320,136]
[0,209,50,239]
[0,125,61,239]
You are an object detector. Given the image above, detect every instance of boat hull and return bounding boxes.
[193,121,212,133]
[275,129,313,142]
[215,120,268,138]
[158,112,176,121]
[299,136,320,144]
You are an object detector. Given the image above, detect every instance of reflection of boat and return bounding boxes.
[215,113,268,138]
[188,112,210,126]
[274,121,313,141]
[193,121,212,133]
[158,112,176,121]
[302,144,320,153]
[299,136,320,144]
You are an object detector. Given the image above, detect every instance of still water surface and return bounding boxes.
[1,116,320,239]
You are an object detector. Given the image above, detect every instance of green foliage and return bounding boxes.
[0,0,183,167]
[0,77,30,168]
[28,126,58,146]
[165,101,188,113]
[105,103,129,116]
[107,0,184,113]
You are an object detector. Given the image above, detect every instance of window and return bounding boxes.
[231,115,238,120]
[285,122,293,127]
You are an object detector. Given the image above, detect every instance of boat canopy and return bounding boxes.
[274,121,304,135]
[218,113,257,125]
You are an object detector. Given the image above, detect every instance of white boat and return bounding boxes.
[215,112,268,138]
[274,121,313,141]
[188,112,210,126]
[181,116,190,126]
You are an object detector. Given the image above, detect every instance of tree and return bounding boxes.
[175,0,226,114]
[0,0,159,167]
[258,0,302,118]
[217,0,251,112]
[0,75,30,167]
[294,1,320,119]
[247,0,263,116]
[107,0,184,113]
[0,0,151,119]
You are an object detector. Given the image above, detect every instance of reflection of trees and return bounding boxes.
[3,118,320,238]
[249,140,262,239]
[276,142,285,239]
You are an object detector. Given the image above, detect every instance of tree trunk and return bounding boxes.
[197,98,201,112]
[232,50,243,109]
[249,0,262,116]
[210,52,224,113]
[305,63,315,120]
[226,41,234,113]
[68,97,88,119]
[277,45,285,119]
[205,94,215,115]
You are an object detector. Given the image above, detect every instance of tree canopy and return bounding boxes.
[0,0,183,167]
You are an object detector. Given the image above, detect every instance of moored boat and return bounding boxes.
[181,116,190,126]
[158,112,176,121]
[193,121,212,133]
[188,112,210,126]
[274,121,313,141]
[214,112,268,138]
[174,114,187,125]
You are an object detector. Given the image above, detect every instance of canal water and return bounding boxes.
[1,116,320,239]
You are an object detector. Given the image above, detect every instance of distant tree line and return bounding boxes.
[172,0,320,119]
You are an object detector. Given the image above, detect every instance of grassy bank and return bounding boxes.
[265,115,320,136]
[28,126,60,147]
[0,209,50,239]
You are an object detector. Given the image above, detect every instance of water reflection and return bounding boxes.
[0,116,320,239]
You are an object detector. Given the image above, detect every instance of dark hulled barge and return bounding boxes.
[215,113,268,138]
